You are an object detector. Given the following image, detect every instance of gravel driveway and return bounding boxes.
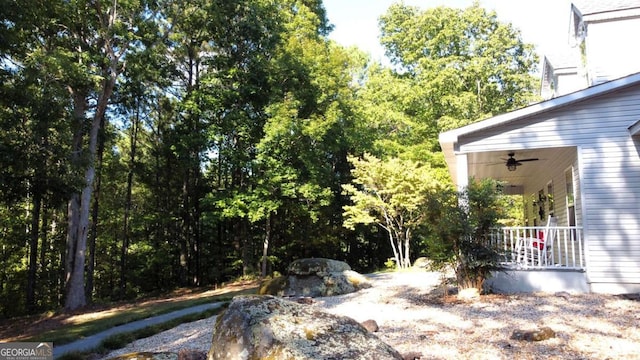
[101,271,640,360]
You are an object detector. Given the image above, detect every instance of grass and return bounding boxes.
[57,305,228,360]
[19,285,257,347]
[28,296,220,345]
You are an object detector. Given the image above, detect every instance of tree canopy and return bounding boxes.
[0,0,538,316]
[379,2,539,131]
[342,154,442,269]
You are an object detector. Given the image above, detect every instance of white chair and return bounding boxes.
[517,216,557,266]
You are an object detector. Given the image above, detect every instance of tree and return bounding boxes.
[342,154,440,269]
[426,178,506,295]
[1,2,78,313]
[355,63,453,187]
[210,0,364,278]
[61,0,158,311]
[379,2,539,131]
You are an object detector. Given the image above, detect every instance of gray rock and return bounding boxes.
[413,257,432,269]
[287,258,351,276]
[259,260,371,298]
[207,295,403,360]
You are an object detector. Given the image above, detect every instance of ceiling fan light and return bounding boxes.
[507,163,517,171]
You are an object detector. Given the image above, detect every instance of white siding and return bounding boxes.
[457,85,640,293]
[585,19,640,84]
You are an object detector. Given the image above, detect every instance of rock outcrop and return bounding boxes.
[207,295,403,360]
[258,258,371,297]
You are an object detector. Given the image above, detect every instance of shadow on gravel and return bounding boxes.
[385,276,640,359]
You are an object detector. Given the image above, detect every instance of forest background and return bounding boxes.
[0,0,539,317]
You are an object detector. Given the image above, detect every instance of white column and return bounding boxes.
[455,153,469,191]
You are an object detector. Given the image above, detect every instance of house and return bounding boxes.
[541,0,640,99]
[439,72,640,295]
[438,0,640,295]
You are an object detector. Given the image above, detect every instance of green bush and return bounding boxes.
[425,178,506,293]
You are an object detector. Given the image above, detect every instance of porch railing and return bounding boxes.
[489,226,585,270]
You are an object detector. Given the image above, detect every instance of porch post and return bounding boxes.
[455,153,469,191]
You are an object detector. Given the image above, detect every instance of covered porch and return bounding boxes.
[440,144,590,292]
[447,146,586,264]
[439,74,640,294]
[485,224,589,293]
[490,224,585,270]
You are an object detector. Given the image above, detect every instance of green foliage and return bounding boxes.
[384,258,396,269]
[343,154,443,269]
[425,178,506,292]
[498,193,525,227]
[379,2,540,131]
[0,0,539,315]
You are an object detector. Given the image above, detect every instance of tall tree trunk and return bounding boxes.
[26,188,42,312]
[261,213,271,279]
[404,228,411,269]
[120,109,139,297]
[38,202,51,306]
[86,114,106,302]
[192,181,201,286]
[65,167,95,311]
[232,221,243,275]
[39,202,48,278]
[241,220,252,277]
[65,70,117,311]
[64,92,88,311]
[64,0,122,311]
[384,226,401,270]
[180,174,190,286]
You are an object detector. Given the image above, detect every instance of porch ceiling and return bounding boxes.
[465,148,571,189]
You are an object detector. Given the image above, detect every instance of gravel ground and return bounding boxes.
[101,271,640,360]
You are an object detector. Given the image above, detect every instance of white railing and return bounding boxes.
[489,226,585,270]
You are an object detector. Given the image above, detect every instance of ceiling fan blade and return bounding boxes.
[517,158,539,162]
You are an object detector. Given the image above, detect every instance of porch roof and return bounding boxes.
[438,72,640,185]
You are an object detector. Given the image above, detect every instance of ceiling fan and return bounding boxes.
[504,152,538,171]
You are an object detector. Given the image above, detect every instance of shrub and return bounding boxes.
[425,178,505,294]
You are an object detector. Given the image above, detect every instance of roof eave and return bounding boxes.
[439,72,640,149]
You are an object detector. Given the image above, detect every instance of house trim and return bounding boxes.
[440,72,640,144]
[439,72,640,184]
[629,119,640,136]
[576,146,593,289]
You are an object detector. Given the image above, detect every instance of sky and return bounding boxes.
[323,0,574,64]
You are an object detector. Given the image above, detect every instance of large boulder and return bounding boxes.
[207,295,403,360]
[287,258,351,276]
[259,258,371,297]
